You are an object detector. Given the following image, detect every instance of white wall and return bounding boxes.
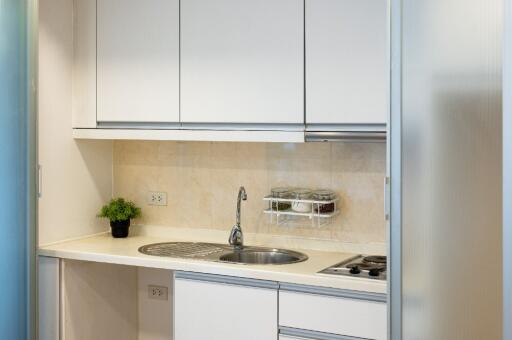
[62,260,138,340]
[38,0,112,245]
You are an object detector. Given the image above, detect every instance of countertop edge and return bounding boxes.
[38,247,387,295]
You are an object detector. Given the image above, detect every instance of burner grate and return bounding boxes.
[363,255,387,264]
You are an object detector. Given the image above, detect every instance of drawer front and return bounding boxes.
[279,290,386,340]
[175,272,278,340]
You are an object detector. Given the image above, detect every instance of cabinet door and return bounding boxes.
[39,257,60,340]
[174,273,278,340]
[181,0,304,124]
[306,0,388,125]
[97,0,179,123]
[280,289,386,340]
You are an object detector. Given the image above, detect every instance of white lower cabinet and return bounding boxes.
[38,257,60,340]
[39,262,386,340]
[174,272,278,340]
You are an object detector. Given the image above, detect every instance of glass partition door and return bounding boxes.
[0,1,36,339]
[390,0,503,339]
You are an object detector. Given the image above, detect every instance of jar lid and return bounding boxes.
[312,189,337,201]
[271,187,292,198]
[293,188,313,199]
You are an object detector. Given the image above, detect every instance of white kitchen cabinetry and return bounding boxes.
[181,0,304,125]
[72,0,97,128]
[97,0,180,123]
[306,0,388,126]
[174,272,278,340]
[279,284,387,340]
[38,257,60,340]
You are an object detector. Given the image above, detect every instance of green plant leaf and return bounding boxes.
[97,197,142,222]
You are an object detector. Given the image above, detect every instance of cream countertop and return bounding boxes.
[38,226,387,294]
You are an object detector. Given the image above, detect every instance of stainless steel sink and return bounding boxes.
[218,248,308,265]
[138,242,308,265]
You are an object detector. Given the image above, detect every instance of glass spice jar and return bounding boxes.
[291,189,313,213]
[312,189,337,214]
[270,187,292,211]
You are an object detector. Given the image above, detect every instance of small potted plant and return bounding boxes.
[98,198,141,238]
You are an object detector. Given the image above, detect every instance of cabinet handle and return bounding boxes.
[384,176,390,221]
[37,164,42,198]
[305,131,386,143]
[279,326,370,340]
[279,283,386,303]
[175,271,278,290]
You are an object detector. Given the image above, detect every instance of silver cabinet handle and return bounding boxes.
[175,271,278,290]
[37,164,42,198]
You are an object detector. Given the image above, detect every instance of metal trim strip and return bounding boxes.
[279,326,369,340]
[305,131,386,143]
[389,0,403,338]
[97,122,305,131]
[279,283,387,303]
[174,271,279,290]
[503,0,512,337]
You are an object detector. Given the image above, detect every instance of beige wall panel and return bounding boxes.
[38,0,112,245]
[62,260,138,340]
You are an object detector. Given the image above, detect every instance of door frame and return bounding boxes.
[388,0,402,339]
[503,0,512,338]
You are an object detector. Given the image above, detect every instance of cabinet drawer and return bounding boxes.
[175,272,278,340]
[279,288,386,340]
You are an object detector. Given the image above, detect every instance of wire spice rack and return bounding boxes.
[263,195,340,227]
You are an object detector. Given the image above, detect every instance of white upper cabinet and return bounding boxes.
[97,0,180,123]
[306,0,388,125]
[181,0,304,125]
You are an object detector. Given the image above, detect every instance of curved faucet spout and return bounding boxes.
[229,186,247,249]
[236,186,247,226]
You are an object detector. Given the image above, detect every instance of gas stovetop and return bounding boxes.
[319,255,387,280]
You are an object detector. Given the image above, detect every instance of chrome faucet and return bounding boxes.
[229,186,247,249]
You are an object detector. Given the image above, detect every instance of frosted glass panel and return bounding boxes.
[401,0,502,339]
[0,1,31,338]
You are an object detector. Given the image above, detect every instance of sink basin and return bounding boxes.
[138,242,308,265]
[218,247,308,265]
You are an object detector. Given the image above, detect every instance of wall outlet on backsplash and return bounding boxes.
[147,192,168,206]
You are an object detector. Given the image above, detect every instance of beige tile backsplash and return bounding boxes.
[113,141,386,244]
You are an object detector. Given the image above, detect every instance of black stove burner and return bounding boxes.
[369,267,382,277]
[363,255,387,264]
[346,262,382,270]
[346,255,387,278]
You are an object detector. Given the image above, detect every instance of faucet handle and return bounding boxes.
[228,224,243,248]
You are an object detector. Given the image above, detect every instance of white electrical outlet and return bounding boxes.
[147,191,167,206]
[148,285,168,300]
